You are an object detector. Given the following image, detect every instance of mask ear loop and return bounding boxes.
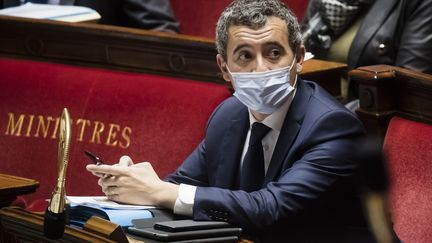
[226,65,232,74]
[290,55,298,88]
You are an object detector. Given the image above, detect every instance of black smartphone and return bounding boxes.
[84,150,109,178]
[154,219,231,232]
[84,150,104,165]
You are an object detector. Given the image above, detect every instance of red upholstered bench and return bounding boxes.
[350,65,432,243]
[0,57,231,209]
[383,117,432,243]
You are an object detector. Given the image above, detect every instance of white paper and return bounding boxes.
[67,196,155,210]
[0,3,100,22]
[304,52,314,61]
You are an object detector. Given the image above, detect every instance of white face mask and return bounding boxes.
[228,57,297,114]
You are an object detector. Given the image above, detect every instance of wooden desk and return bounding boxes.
[0,174,127,242]
[0,207,120,242]
[302,59,346,98]
[0,174,39,208]
[0,16,345,97]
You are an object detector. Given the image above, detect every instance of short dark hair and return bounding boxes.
[216,0,302,58]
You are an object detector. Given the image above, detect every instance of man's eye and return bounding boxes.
[269,49,281,58]
[239,52,251,61]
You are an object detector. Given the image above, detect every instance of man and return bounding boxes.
[87,0,374,241]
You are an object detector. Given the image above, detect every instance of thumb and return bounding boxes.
[118,155,134,167]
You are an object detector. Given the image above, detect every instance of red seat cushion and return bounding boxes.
[383,116,432,243]
[0,57,231,207]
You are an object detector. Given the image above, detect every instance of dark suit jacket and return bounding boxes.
[166,79,375,242]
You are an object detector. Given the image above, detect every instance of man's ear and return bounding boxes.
[216,54,231,82]
[295,45,306,73]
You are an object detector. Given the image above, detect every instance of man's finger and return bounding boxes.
[90,171,105,178]
[100,175,119,187]
[86,164,129,176]
[119,155,134,167]
[107,193,120,202]
[106,186,118,195]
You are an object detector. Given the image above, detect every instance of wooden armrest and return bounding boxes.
[349,64,432,142]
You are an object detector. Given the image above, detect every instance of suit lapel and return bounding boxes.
[264,79,311,184]
[215,108,249,188]
[348,0,399,68]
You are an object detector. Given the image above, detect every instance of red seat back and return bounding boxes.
[0,57,231,205]
[383,116,432,243]
[170,0,309,39]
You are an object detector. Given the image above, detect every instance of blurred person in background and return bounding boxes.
[302,0,432,106]
[1,0,179,32]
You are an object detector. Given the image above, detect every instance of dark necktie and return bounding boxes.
[240,122,271,192]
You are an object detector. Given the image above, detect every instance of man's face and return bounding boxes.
[217,16,305,87]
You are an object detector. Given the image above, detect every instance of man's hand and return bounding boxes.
[86,156,179,209]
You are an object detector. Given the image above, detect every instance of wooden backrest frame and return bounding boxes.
[350,65,432,142]
[0,16,346,97]
[0,16,221,83]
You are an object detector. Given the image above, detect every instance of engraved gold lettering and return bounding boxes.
[34,116,55,138]
[76,119,91,142]
[91,121,105,144]
[119,126,132,149]
[5,113,24,136]
[6,113,131,149]
[106,123,120,147]
[25,115,35,137]
[51,117,60,139]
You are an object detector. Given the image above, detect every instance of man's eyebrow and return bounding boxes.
[233,41,287,54]
[232,44,251,55]
[264,41,286,49]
